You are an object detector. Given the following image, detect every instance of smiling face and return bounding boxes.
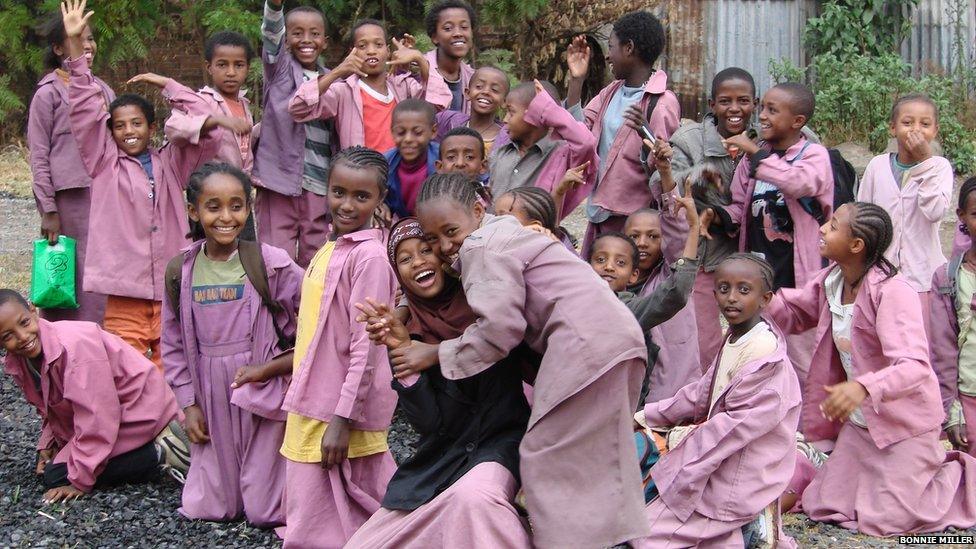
[431,8,472,60]
[503,94,535,143]
[891,100,939,151]
[711,77,756,138]
[0,300,42,359]
[328,163,386,236]
[207,44,250,99]
[395,237,447,299]
[436,134,486,177]
[352,23,389,77]
[623,211,662,273]
[606,31,633,81]
[467,67,509,116]
[188,173,250,256]
[713,259,772,327]
[286,10,327,69]
[758,88,804,148]
[818,203,861,264]
[589,235,640,292]
[392,110,437,163]
[110,105,154,157]
[417,197,484,263]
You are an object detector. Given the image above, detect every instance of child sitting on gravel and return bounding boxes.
[0,289,188,504]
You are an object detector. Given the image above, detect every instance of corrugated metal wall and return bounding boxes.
[901,0,976,76]
[666,0,975,119]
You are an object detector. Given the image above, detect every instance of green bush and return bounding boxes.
[770,53,976,175]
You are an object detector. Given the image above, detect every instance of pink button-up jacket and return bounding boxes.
[288,72,451,150]
[768,266,944,448]
[67,57,223,300]
[857,153,953,292]
[643,322,800,522]
[578,71,680,216]
[4,319,179,492]
[165,85,255,175]
[27,70,115,213]
[424,49,473,114]
[281,229,398,430]
[724,137,834,288]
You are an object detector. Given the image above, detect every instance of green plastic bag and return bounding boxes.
[30,236,78,309]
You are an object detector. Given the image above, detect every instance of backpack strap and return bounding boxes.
[164,255,184,319]
[644,92,662,126]
[238,240,294,350]
[947,253,965,297]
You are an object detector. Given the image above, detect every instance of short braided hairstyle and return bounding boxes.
[499,187,558,232]
[416,172,491,209]
[331,146,390,194]
[848,202,898,286]
[720,253,776,292]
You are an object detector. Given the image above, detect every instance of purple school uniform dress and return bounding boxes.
[161,241,303,526]
[27,70,115,323]
[4,319,179,493]
[437,214,650,548]
[635,322,800,548]
[770,266,976,536]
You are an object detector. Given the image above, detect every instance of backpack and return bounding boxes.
[164,240,294,351]
[797,147,858,225]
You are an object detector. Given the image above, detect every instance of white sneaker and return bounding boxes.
[155,421,191,476]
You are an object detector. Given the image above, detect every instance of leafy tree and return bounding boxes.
[804,0,919,59]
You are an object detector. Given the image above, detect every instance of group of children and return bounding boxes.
[8,0,976,546]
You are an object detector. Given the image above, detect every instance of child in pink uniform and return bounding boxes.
[931,178,976,457]
[635,254,800,548]
[490,80,597,221]
[435,66,510,155]
[0,289,182,505]
[254,0,331,267]
[287,19,450,152]
[769,202,976,536]
[424,1,476,113]
[165,32,256,174]
[63,1,231,369]
[711,82,834,388]
[161,164,303,526]
[27,12,114,324]
[857,94,952,332]
[398,173,650,547]
[278,147,398,548]
[564,12,681,255]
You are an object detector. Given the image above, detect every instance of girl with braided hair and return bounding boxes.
[278,146,399,547]
[768,202,976,536]
[493,186,577,253]
[635,253,800,547]
[395,172,652,547]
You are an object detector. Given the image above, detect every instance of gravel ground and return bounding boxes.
[0,195,970,547]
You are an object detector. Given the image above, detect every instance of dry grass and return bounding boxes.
[0,252,31,294]
[0,144,33,200]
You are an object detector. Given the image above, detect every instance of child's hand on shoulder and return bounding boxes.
[127,72,173,90]
[904,130,933,163]
[335,48,368,79]
[566,35,591,80]
[320,416,351,469]
[820,381,868,422]
[722,131,759,157]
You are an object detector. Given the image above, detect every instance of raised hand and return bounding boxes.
[554,161,589,198]
[398,33,417,50]
[355,298,411,350]
[387,37,426,72]
[672,178,700,232]
[566,35,591,80]
[60,0,93,38]
[335,48,368,79]
[127,73,173,89]
[722,131,759,157]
